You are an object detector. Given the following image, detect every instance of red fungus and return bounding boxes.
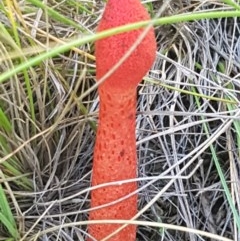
[88,0,156,240]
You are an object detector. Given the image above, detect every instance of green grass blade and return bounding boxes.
[0,185,18,239]
[0,108,12,133]
[26,0,89,32]
[192,86,240,231]
[1,10,240,85]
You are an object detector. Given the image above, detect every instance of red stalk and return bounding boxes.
[88,0,156,240]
